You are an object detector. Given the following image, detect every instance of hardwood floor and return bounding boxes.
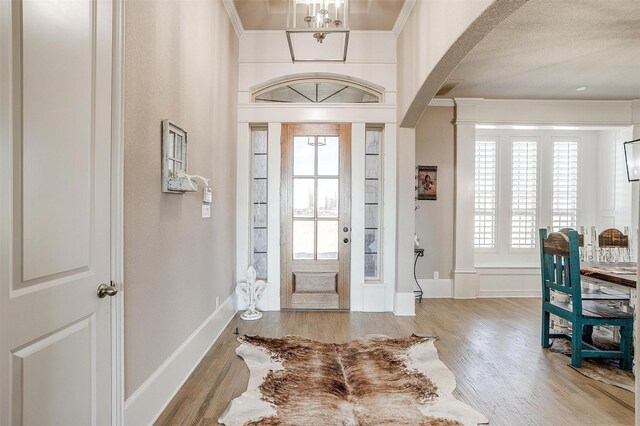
[155,298,634,425]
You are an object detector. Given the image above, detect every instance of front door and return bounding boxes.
[0,0,115,424]
[281,124,351,310]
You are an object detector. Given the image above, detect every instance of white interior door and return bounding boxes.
[0,0,115,424]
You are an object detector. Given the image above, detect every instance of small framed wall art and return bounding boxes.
[416,165,437,200]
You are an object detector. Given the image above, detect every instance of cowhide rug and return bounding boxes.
[219,335,488,425]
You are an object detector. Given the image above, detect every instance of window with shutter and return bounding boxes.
[474,140,497,249]
[552,140,579,231]
[511,140,538,249]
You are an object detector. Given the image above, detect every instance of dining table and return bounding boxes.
[580,262,637,290]
[580,262,637,372]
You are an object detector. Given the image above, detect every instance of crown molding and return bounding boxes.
[393,0,416,38]
[454,98,640,127]
[222,0,244,38]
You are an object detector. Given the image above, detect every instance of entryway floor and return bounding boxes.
[156,298,634,425]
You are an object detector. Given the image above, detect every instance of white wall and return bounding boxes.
[123,1,239,423]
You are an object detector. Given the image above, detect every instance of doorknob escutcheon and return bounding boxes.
[97,282,119,298]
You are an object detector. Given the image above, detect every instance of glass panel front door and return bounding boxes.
[281,124,351,310]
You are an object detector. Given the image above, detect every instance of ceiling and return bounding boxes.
[444,0,640,100]
[233,0,405,31]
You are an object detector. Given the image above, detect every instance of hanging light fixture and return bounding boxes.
[286,0,350,63]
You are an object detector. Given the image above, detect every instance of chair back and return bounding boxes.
[546,226,586,260]
[539,229,582,312]
[597,228,630,262]
[558,228,584,247]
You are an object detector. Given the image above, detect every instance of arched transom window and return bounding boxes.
[252,76,383,104]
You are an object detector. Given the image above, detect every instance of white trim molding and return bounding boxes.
[265,123,282,311]
[478,289,540,298]
[222,0,244,38]
[428,98,455,108]
[238,104,397,124]
[455,98,640,127]
[393,292,416,316]
[453,117,478,298]
[452,269,478,299]
[476,266,540,298]
[124,296,237,426]
[236,123,251,309]
[392,0,417,38]
[350,123,366,311]
[111,0,126,423]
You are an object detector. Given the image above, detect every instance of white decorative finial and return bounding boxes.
[236,266,267,321]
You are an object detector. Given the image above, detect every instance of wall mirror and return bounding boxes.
[161,120,189,193]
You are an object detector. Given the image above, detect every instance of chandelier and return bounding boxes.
[286,0,350,63]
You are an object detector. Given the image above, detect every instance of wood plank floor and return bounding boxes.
[155,298,634,425]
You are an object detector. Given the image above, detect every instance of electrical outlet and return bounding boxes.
[202,204,211,218]
[434,271,439,280]
[215,296,220,310]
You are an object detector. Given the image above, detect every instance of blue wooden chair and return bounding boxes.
[540,229,634,369]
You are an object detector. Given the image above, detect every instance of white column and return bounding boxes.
[394,126,416,315]
[453,99,479,298]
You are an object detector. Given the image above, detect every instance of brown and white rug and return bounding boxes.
[219,335,488,425]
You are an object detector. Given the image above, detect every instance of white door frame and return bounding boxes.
[235,104,398,313]
[111,0,126,424]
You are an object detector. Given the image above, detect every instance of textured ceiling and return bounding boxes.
[445,0,640,100]
[233,0,405,30]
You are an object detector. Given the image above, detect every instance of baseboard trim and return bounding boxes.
[124,295,237,426]
[453,270,478,299]
[417,279,453,298]
[478,290,541,298]
[393,292,416,316]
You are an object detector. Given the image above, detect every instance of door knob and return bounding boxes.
[97,282,119,298]
[343,238,349,243]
